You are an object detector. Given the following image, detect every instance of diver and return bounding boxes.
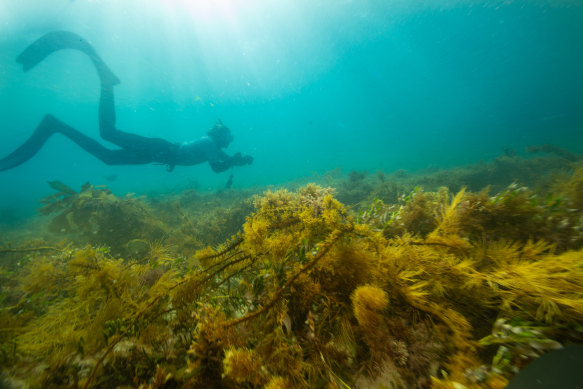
[0,31,253,173]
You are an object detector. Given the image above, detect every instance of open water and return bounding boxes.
[1,0,582,221]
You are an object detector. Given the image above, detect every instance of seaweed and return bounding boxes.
[39,182,169,257]
[1,154,583,388]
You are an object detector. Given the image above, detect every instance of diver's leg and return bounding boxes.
[98,83,177,160]
[0,115,149,172]
[97,83,160,148]
[16,30,129,147]
[98,83,146,147]
[98,83,119,142]
[16,31,173,161]
[16,31,120,86]
[16,30,123,139]
[45,114,152,165]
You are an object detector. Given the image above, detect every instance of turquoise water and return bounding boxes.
[1,0,582,221]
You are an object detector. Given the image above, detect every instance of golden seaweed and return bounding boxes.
[1,154,583,388]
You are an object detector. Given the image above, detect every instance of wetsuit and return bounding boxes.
[0,31,251,173]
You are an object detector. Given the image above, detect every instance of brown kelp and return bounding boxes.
[38,181,168,257]
[0,156,582,388]
[36,181,255,258]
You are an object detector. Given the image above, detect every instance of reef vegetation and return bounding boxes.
[1,148,583,388]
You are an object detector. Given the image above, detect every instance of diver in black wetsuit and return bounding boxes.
[0,31,253,173]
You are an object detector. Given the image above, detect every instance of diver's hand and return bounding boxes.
[231,153,253,166]
[232,152,244,165]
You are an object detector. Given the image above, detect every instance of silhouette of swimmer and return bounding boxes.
[0,31,253,173]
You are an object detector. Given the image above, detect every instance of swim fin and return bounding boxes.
[16,31,120,86]
[0,115,56,172]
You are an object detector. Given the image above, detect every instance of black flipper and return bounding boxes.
[16,31,120,86]
[0,116,55,172]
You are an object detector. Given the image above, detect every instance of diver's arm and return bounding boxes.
[209,152,252,173]
[218,150,253,166]
[209,159,232,173]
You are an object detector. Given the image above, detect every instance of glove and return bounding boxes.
[242,155,253,165]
